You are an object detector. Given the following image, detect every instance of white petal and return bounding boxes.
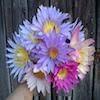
[78,73,85,80]
[6,59,14,64]
[13,34,18,43]
[6,48,14,53]
[28,77,36,86]
[37,80,43,93]
[48,60,54,72]
[8,64,14,68]
[10,67,18,75]
[78,65,89,74]
[18,69,24,82]
[45,83,50,93]
[14,68,21,78]
[33,67,40,73]
[6,54,14,58]
[30,83,36,91]
[28,80,36,89]
[8,39,16,48]
[41,85,46,96]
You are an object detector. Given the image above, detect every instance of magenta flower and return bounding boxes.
[49,61,79,93]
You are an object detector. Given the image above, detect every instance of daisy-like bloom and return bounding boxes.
[19,20,40,51]
[33,33,73,73]
[31,5,72,38]
[24,69,50,96]
[70,21,95,80]
[6,33,31,82]
[49,61,79,93]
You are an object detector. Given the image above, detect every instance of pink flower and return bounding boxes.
[49,61,79,93]
[70,20,95,80]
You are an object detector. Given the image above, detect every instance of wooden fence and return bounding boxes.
[0,0,100,100]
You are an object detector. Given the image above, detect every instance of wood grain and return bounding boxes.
[72,0,96,100]
[0,0,11,99]
[93,0,100,100]
[0,0,98,100]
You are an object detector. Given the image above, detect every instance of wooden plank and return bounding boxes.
[0,0,11,99]
[72,0,96,100]
[12,0,28,31]
[2,0,16,93]
[58,96,66,100]
[34,96,39,100]
[66,0,74,18]
[51,87,57,100]
[50,0,67,12]
[50,0,73,17]
[93,0,100,100]
[27,0,50,21]
[0,0,97,100]
[2,0,13,38]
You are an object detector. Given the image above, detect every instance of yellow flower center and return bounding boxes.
[15,47,29,67]
[43,20,60,34]
[77,48,88,63]
[57,68,68,80]
[33,71,45,79]
[28,33,39,43]
[49,47,58,59]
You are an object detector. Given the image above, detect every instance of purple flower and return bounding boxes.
[33,32,73,73]
[31,5,72,38]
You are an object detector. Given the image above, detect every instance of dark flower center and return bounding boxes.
[33,71,45,79]
[49,47,58,59]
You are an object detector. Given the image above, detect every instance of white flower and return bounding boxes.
[24,70,50,96]
[6,33,32,82]
[74,39,95,79]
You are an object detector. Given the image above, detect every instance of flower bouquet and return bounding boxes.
[6,6,95,96]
